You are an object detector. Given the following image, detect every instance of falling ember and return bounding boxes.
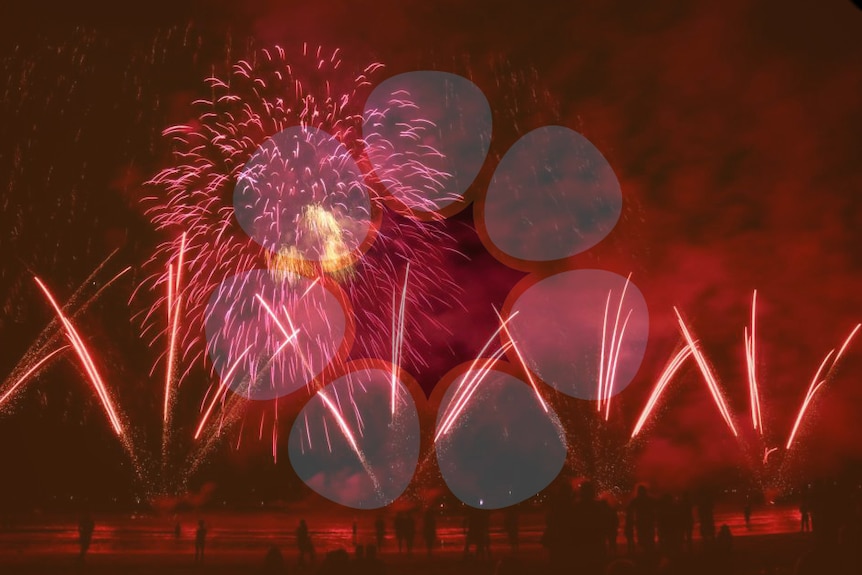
[674,307,739,437]
[33,277,125,436]
[631,346,693,438]
[785,323,861,450]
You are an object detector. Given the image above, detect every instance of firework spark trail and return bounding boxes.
[194,346,252,440]
[598,292,610,413]
[674,307,739,437]
[631,346,693,438]
[163,232,186,424]
[435,341,514,442]
[1,259,129,404]
[785,323,861,450]
[391,263,409,417]
[744,290,764,434]
[434,311,520,442]
[604,309,633,421]
[193,297,302,442]
[494,307,548,413]
[317,389,382,493]
[597,273,633,420]
[34,277,124,436]
[0,346,69,409]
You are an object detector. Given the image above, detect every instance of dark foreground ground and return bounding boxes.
[0,505,837,574]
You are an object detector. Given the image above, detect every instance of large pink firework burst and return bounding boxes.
[134,44,462,445]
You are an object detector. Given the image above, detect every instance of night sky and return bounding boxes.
[1,1,861,509]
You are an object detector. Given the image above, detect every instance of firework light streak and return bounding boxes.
[494,307,548,413]
[435,311,520,442]
[674,307,739,437]
[33,277,124,436]
[785,323,861,450]
[162,232,186,425]
[435,342,514,443]
[605,310,633,421]
[597,274,633,420]
[0,346,69,408]
[1,256,129,408]
[193,288,309,442]
[744,290,764,434]
[194,346,252,440]
[630,346,694,438]
[317,388,382,494]
[391,263,409,417]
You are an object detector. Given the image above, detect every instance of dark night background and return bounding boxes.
[0,0,861,510]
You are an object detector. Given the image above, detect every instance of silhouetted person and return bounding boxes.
[495,556,524,575]
[800,491,811,533]
[404,511,416,554]
[543,482,575,572]
[77,513,95,562]
[352,519,358,546]
[679,492,694,551]
[697,490,716,545]
[374,515,386,550]
[394,511,405,552]
[263,545,285,574]
[423,508,437,556]
[657,493,683,556]
[476,510,491,559]
[743,498,752,529]
[572,481,607,574]
[503,507,519,552]
[363,544,386,575]
[716,524,732,553]
[599,499,619,555]
[174,521,181,540]
[194,519,207,562]
[714,524,734,572]
[464,508,491,559]
[626,485,657,554]
[296,518,315,566]
[318,549,349,575]
[810,478,844,550]
[606,558,638,575]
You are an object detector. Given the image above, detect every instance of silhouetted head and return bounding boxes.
[580,481,596,501]
[606,558,637,575]
[198,519,204,527]
[495,556,524,575]
[637,485,647,498]
[366,544,377,559]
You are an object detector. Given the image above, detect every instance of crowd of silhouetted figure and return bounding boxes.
[536,478,862,575]
[43,475,862,574]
